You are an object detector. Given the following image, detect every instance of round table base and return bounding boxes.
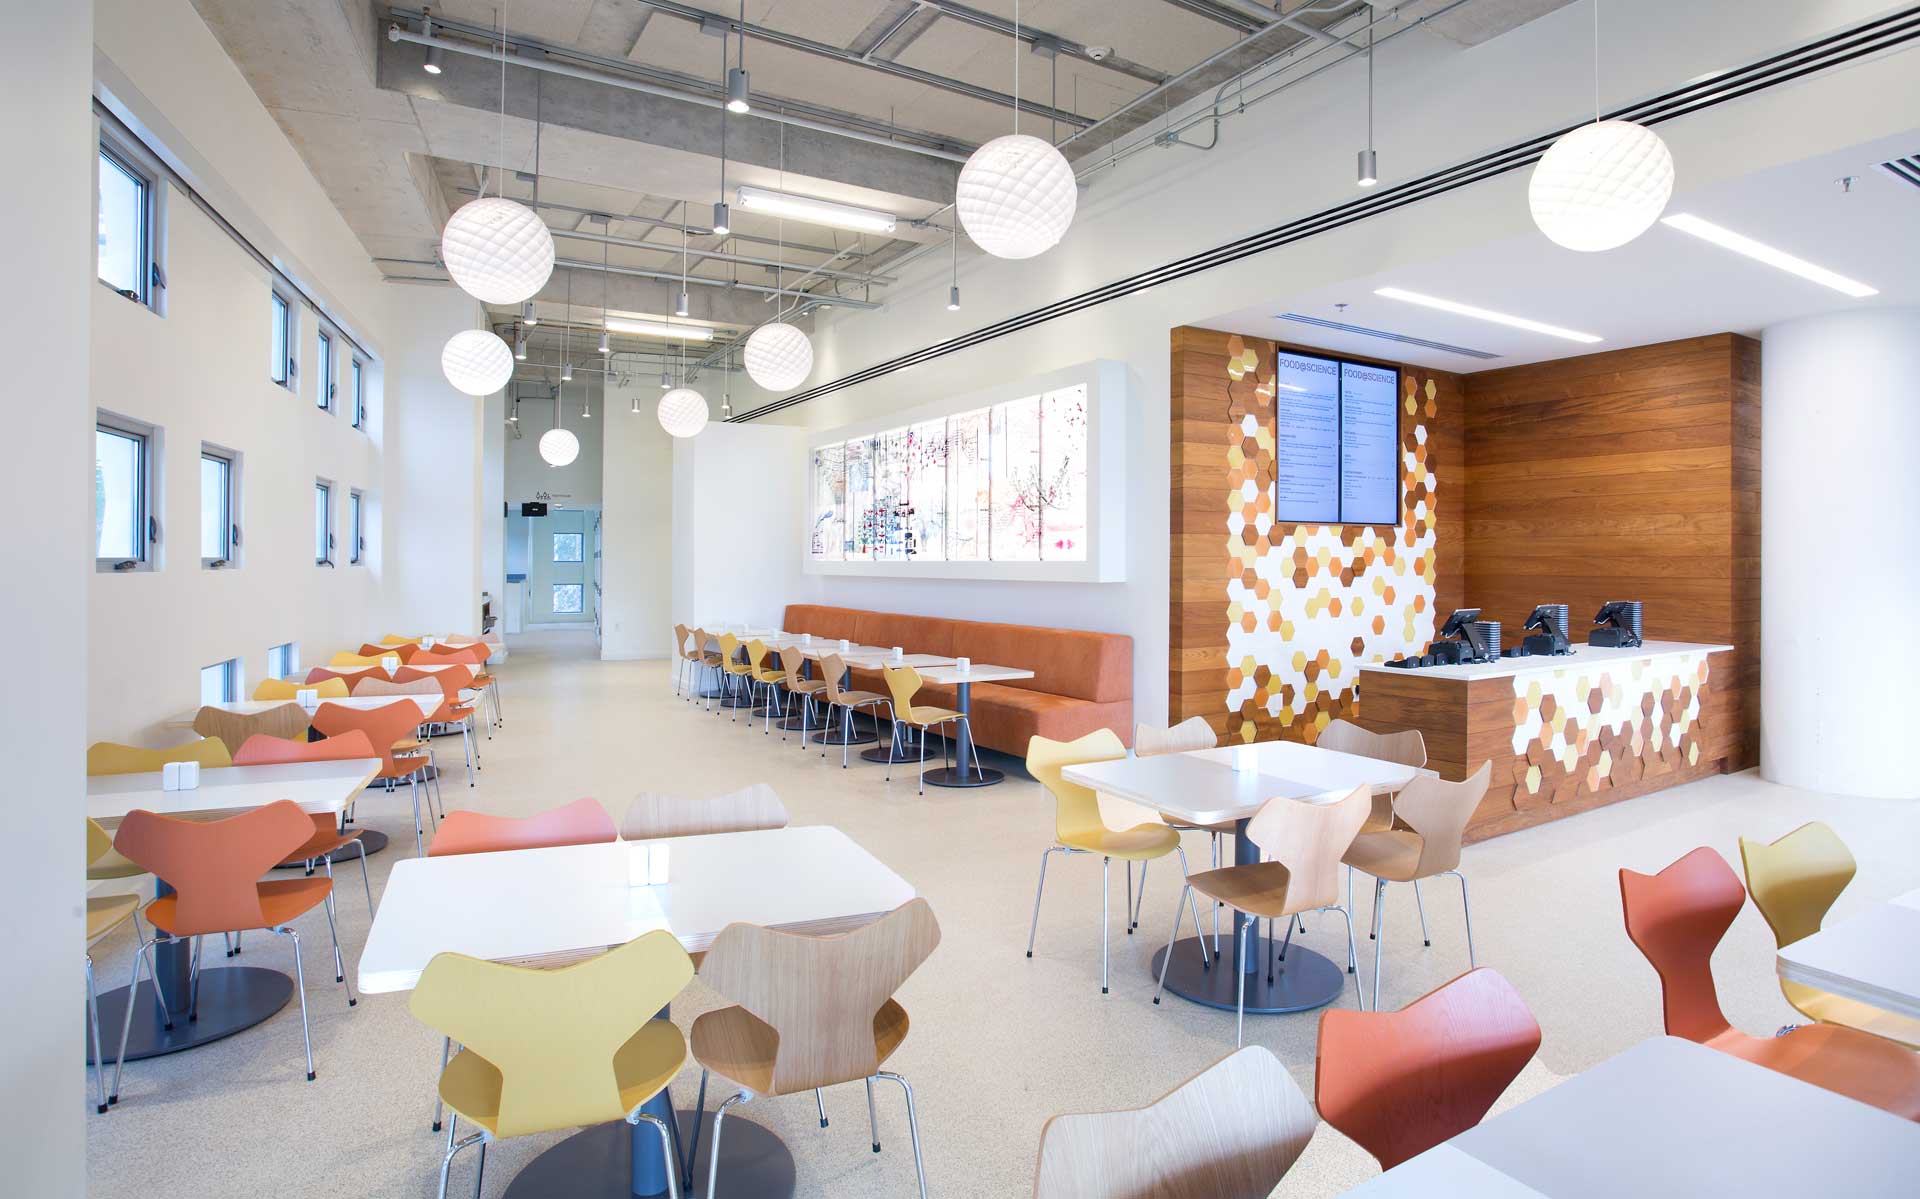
[1149,936,1349,1014]
[501,1111,795,1199]
[921,765,1005,788]
[813,725,877,747]
[86,966,293,1063]
[271,827,387,869]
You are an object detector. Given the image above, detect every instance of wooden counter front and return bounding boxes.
[1357,642,1735,841]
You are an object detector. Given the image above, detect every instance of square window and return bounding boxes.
[552,583,583,614]
[315,481,333,564]
[349,490,364,564]
[200,659,239,705]
[97,146,150,304]
[267,642,299,680]
[271,292,293,386]
[317,329,334,410]
[96,421,149,567]
[201,449,235,565]
[552,532,583,562]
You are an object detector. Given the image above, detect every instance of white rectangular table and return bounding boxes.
[1777,888,1920,1022]
[1063,740,1422,1015]
[162,695,439,728]
[87,757,380,824]
[904,664,1034,787]
[1349,1036,1920,1196]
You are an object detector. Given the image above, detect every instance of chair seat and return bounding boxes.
[1784,980,1920,1051]
[1185,861,1304,920]
[750,671,787,684]
[86,847,148,882]
[787,679,829,695]
[902,705,962,727]
[87,894,140,943]
[1162,813,1235,835]
[1360,791,1397,834]
[277,827,365,868]
[690,999,909,1098]
[1709,1022,1920,1120]
[835,690,888,706]
[393,738,423,752]
[1060,822,1183,862]
[1342,829,1424,882]
[699,653,724,666]
[439,1018,687,1136]
[144,877,333,937]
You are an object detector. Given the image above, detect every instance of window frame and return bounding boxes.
[552,582,584,614]
[200,659,240,705]
[270,290,295,389]
[552,531,583,563]
[96,135,163,312]
[200,445,240,568]
[95,413,157,573]
[267,641,299,681]
[349,489,364,564]
[315,478,335,566]
[350,357,366,429]
[316,327,335,411]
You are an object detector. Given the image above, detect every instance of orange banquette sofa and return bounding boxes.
[781,604,1133,754]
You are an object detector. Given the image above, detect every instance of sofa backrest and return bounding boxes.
[781,604,1130,704]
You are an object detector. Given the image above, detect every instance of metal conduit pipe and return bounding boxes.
[552,256,881,310]
[456,185,852,259]
[385,23,973,164]
[547,224,897,285]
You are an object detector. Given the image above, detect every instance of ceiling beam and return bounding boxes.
[911,0,1171,86]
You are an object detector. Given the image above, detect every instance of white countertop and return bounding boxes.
[1063,740,1422,828]
[1777,888,1920,1022]
[87,757,381,824]
[1355,640,1732,683]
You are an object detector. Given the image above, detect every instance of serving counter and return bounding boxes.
[1356,640,1734,841]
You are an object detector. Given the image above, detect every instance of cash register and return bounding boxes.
[1501,604,1574,657]
[1385,608,1497,668]
[1587,600,1644,648]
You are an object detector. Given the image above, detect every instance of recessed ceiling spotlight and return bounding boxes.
[1659,213,1878,298]
[1374,286,1602,344]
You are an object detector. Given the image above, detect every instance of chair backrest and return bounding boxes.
[1618,846,1742,1044]
[1033,1045,1314,1199]
[87,818,115,869]
[409,930,694,1138]
[689,628,710,660]
[778,647,811,679]
[428,798,618,857]
[352,676,446,721]
[192,703,313,750]
[1739,821,1856,949]
[330,651,387,667]
[699,898,941,1094]
[743,638,771,674]
[232,729,375,766]
[1390,761,1492,878]
[415,647,485,667]
[1243,786,1370,913]
[380,634,422,646]
[621,784,790,840]
[1315,718,1428,769]
[1134,716,1218,757]
[87,737,233,776]
[1028,730,1128,844]
[304,667,356,686]
[1315,967,1540,1171]
[819,653,849,703]
[717,632,741,665]
[311,700,425,772]
[360,641,417,662]
[113,799,314,935]
[393,664,474,703]
[882,664,922,714]
[255,676,348,701]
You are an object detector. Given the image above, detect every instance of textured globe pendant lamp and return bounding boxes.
[744,322,813,391]
[441,196,555,306]
[658,387,710,438]
[441,329,515,396]
[954,1,1075,259]
[538,426,579,467]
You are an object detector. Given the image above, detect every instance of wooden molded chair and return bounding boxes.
[620,785,789,841]
[233,732,379,913]
[86,820,159,1114]
[192,703,312,751]
[1739,822,1920,1049]
[686,627,723,708]
[688,898,941,1199]
[1343,761,1492,1010]
[882,664,979,794]
[715,633,752,717]
[1027,730,1197,996]
[1316,719,1427,831]
[1619,847,1920,1120]
[1034,1045,1315,1199]
[111,799,354,1095]
[740,639,788,735]
[255,676,348,701]
[1314,967,1540,1170]
[817,652,893,768]
[312,701,434,855]
[413,932,695,1199]
[1132,718,1231,939]
[428,798,616,857]
[86,737,233,777]
[1157,786,1369,1042]
[778,648,830,746]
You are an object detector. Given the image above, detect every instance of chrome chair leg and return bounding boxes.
[1101,855,1111,995]
[1328,903,1365,1009]
[1414,878,1431,947]
[877,1071,929,1199]
[110,934,171,1104]
[627,1111,681,1199]
[1153,883,1195,1005]
[1371,877,1388,1013]
[705,1091,749,1199]
[865,1076,881,1152]
[322,891,356,1007]
[437,1130,486,1199]
[815,1087,829,1128]
[1235,922,1249,1048]
[1131,860,1149,931]
[1025,845,1063,958]
[86,955,109,1113]
[275,925,316,1080]
[1446,869,1476,966]
[432,1036,450,1130]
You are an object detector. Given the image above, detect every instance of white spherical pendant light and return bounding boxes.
[657,387,709,438]
[538,427,580,467]
[441,197,556,304]
[440,329,515,396]
[955,133,1077,260]
[1528,120,1674,252]
[744,322,814,392]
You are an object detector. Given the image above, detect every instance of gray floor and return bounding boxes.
[84,631,1920,1197]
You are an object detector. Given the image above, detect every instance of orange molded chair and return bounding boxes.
[1619,847,1920,1120]
[234,732,379,913]
[312,700,435,855]
[111,799,355,1093]
[428,798,616,858]
[361,641,417,662]
[394,665,484,783]
[1315,967,1540,1171]
[412,647,501,730]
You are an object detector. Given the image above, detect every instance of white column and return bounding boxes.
[1760,309,1920,798]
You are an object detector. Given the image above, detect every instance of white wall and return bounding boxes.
[0,0,92,1188]
[1760,309,1920,799]
[672,423,808,632]
[505,375,605,508]
[773,0,1919,726]
[601,378,677,659]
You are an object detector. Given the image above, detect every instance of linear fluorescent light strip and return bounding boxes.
[603,317,714,342]
[1373,287,1602,344]
[735,185,898,235]
[1660,213,1878,298]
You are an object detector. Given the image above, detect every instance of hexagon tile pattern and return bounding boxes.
[1510,652,1712,805]
[1221,336,1441,743]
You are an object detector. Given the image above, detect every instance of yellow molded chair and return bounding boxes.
[329,651,388,668]
[715,633,753,720]
[86,820,161,1114]
[1740,822,1920,1049]
[1025,729,1200,995]
[381,634,423,646]
[744,640,789,736]
[882,664,979,794]
[254,676,348,701]
[411,930,696,1199]
[86,737,232,777]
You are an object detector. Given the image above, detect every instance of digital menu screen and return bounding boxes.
[1269,353,1401,526]
[1339,362,1400,525]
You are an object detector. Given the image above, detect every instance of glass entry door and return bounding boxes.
[527,509,593,625]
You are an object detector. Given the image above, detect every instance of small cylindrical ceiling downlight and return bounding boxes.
[631,393,641,415]
[423,44,445,74]
[725,67,751,114]
[712,202,730,237]
[521,300,538,326]
[676,289,690,318]
[660,369,672,390]
[561,361,574,382]
[1357,148,1378,188]
[597,331,610,356]
[513,330,528,360]
[947,285,961,312]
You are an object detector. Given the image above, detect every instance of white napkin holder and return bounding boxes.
[296,688,319,709]
[179,761,200,788]
[382,654,401,673]
[162,762,182,791]
[839,639,851,652]
[890,647,904,664]
[629,842,672,887]
[801,633,812,647]
[1234,744,1258,773]
[956,657,972,675]
[421,636,437,648]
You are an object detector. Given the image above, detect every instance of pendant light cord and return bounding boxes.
[1012,0,1021,137]
[494,4,508,198]
[1593,0,1601,124]
[718,32,728,221]
[1366,11,1375,154]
